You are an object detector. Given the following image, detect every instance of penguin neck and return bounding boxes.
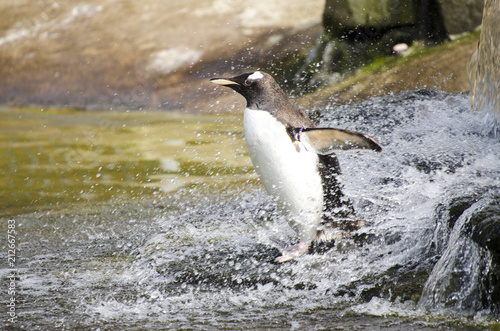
[246,96,315,129]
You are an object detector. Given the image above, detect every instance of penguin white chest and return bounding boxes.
[243,108,324,240]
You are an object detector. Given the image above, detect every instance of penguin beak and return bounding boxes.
[209,78,240,86]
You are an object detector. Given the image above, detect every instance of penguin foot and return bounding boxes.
[274,240,310,263]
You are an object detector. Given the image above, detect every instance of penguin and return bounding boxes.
[210,71,381,262]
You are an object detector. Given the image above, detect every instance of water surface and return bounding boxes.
[0,107,253,216]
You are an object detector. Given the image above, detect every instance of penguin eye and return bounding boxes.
[244,79,253,87]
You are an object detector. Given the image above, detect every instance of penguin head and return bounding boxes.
[210,71,285,109]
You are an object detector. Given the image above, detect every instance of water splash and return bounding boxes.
[419,197,495,314]
[114,92,492,325]
[3,91,500,329]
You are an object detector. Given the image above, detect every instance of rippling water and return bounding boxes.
[1,91,499,329]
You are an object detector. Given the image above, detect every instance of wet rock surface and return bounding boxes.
[303,0,482,89]
[0,0,482,111]
[298,33,479,108]
[0,0,323,111]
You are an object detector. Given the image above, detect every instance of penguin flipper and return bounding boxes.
[295,128,382,155]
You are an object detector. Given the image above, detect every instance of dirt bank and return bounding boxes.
[0,0,323,111]
[0,1,479,111]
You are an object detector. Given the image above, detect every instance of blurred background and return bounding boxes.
[0,0,484,112]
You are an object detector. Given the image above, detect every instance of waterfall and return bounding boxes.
[468,0,500,135]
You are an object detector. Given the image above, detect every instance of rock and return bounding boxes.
[322,0,483,42]
[305,0,485,90]
[437,0,484,35]
[296,32,479,108]
[419,191,500,314]
[0,0,324,111]
[302,0,452,89]
[323,0,417,38]
[0,0,487,111]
